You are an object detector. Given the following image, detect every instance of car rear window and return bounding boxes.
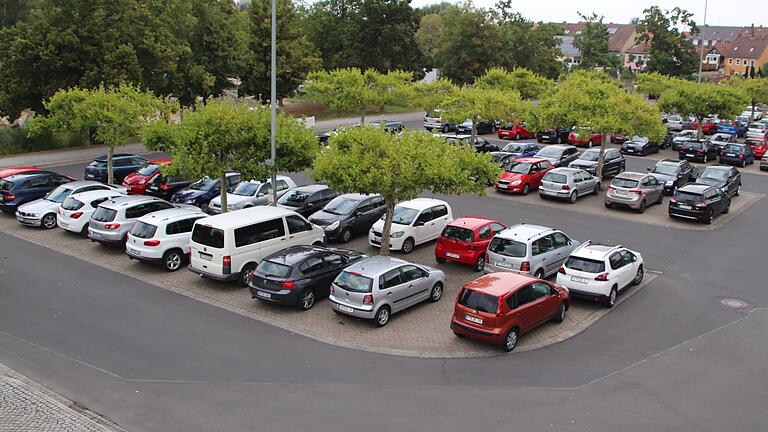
[488,237,526,257]
[611,177,639,189]
[191,224,225,248]
[427,110,441,118]
[565,256,605,273]
[723,144,743,153]
[256,260,293,278]
[0,180,14,191]
[334,271,373,293]
[278,190,310,206]
[458,288,499,313]
[682,142,703,149]
[61,197,85,211]
[442,226,474,242]
[91,206,117,222]
[674,191,704,203]
[543,172,567,184]
[130,221,158,239]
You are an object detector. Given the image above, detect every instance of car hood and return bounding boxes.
[570,159,597,168]
[18,198,58,214]
[696,177,726,188]
[623,141,646,148]
[210,193,250,207]
[123,173,151,185]
[498,171,526,182]
[649,173,676,183]
[173,189,207,201]
[371,219,408,232]
[308,210,344,226]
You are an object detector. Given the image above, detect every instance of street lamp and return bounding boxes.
[270,0,278,205]
[697,0,708,83]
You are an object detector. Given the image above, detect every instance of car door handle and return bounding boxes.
[289,235,294,239]
[408,285,413,289]
[387,292,392,296]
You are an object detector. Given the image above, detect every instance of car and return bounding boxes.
[556,241,644,308]
[125,207,207,272]
[434,217,506,272]
[170,173,242,212]
[610,133,629,144]
[121,159,171,195]
[248,245,368,310]
[369,198,452,254]
[672,130,699,151]
[666,115,686,131]
[761,154,768,171]
[368,121,406,134]
[435,134,500,152]
[746,122,767,139]
[710,133,737,152]
[208,176,297,214]
[499,142,540,158]
[0,171,76,214]
[144,174,193,201]
[0,167,42,179]
[484,224,579,278]
[57,189,126,235]
[568,147,625,177]
[424,109,455,132]
[88,195,178,247]
[328,256,445,327]
[84,154,149,184]
[538,167,600,202]
[604,172,664,213]
[497,122,534,140]
[450,272,569,352]
[490,152,519,168]
[494,157,553,194]
[620,136,660,156]
[696,164,742,197]
[717,120,747,138]
[646,159,698,195]
[277,184,341,218]
[456,119,499,135]
[309,194,386,243]
[745,137,768,159]
[568,128,602,148]
[15,181,125,229]
[669,184,730,224]
[741,108,763,121]
[535,144,580,167]
[691,119,718,135]
[536,127,571,144]
[678,140,718,163]
[719,143,755,167]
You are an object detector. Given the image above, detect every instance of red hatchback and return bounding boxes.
[568,128,603,147]
[495,157,553,194]
[0,167,42,179]
[497,122,534,140]
[435,217,506,272]
[122,158,171,194]
[451,272,569,351]
[745,137,768,159]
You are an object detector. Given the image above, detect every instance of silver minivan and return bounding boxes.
[484,224,580,279]
[539,167,600,202]
[89,196,176,246]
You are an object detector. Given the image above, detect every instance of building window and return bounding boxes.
[751,60,756,66]
[728,58,733,65]
[736,59,741,65]
[693,39,698,45]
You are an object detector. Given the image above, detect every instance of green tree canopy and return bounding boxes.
[311,126,499,255]
[635,72,679,98]
[435,5,501,85]
[473,67,554,100]
[658,80,746,136]
[636,6,699,77]
[727,77,768,120]
[415,13,444,68]
[573,12,621,70]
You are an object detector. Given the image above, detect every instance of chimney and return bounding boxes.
[751,24,755,38]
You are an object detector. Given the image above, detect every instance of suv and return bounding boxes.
[208,176,297,214]
[126,208,207,271]
[88,196,177,246]
[646,159,698,195]
[536,127,571,144]
[669,184,730,224]
[424,109,455,133]
[696,165,741,197]
[277,184,340,218]
[369,198,453,254]
[556,241,644,308]
[84,154,149,183]
[535,144,579,167]
[678,140,718,163]
[309,194,387,243]
[485,224,579,279]
[538,167,600,202]
[145,175,193,201]
[604,172,664,213]
[568,147,625,177]
[0,171,75,214]
[435,217,506,272]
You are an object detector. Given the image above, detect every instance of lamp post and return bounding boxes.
[270,0,278,206]
[697,0,709,83]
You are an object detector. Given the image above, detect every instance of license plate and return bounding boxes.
[726,153,735,157]
[686,154,695,157]
[256,291,272,299]
[679,204,692,210]
[372,236,381,242]
[199,252,212,261]
[59,221,68,227]
[446,252,460,259]
[90,232,102,239]
[128,247,141,257]
[497,184,508,189]
[495,261,512,268]
[85,174,94,178]
[615,189,629,195]
[571,276,589,284]
[541,135,550,139]
[465,314,483,324]
[338,304,354,313]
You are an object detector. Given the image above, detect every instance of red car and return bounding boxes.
[691,119,718,135]
[121,158,171,194]
[451,272,570,351]
[610,133,628,144]
[0,166,42,179]
[497,122,534,140]
[746,137,768,158]
[435,217,506,272]
[568,128,603,147]
[494,157,553,194]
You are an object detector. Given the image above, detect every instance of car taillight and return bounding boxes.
[562,184,570,191]
[670,199,677,204]
[104,223,121,230]
[739,154,744,159]
[160,184,172,190]
[629,189,642,195]
[363,295,373,304]
[143,240,160,246]
[698,148,705,153]
[695,203,708,208]
[281,280,295,290]
[595,273,609,281]
[70,212,83,219]
[223,255,231,267]
[720,151,724,156]
[521,261,530,272]
[558,265,566,274]
[484,254,489,264]
[466,244,477,250]
[329,284,335,294]
[3,193,15,201]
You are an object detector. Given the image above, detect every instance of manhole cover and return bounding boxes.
[721,298,752,310]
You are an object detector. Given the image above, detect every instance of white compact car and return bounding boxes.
[369,198,452,253]
[555,241,644,308]
[125,208,207,272]
[58,189,127,234]
[16,181,125,229]
[207,175,297,214]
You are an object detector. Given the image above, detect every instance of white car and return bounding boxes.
[208,176,296,214]
[58,189,127,234]
[666,115,685,131]
[369,198,452,253]
[555,241,644,308]
[746,122,767,139]
[16,181,125,229]
[741,108,763,121]
[672,130,698,148]
[125,208,207,272]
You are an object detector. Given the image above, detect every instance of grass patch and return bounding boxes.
[0,126,84,156]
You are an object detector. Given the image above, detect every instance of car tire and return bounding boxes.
[41,213,57,230]
[374,305,391,327]
[80,223,89,236]
[605,286,617,308]
[636,199,647,213]
[239,263,256,287]
[632,265,644,285]
[703,154,708,163]
[593,183,600,195]
[163,249,184,272]
[552,302,566,323]
[298,288,316,310]
[704,208,715,225]
[436,256,447,264]
[534,268,545,279]
[429,283,443,303]
[491,126,498,134]
[723,201,731,214]
[656,193,663,205]
[200,203,209,213]
[401,237,415,254]
[453,330,464,338]
[736,184,741,196]
[502,328,519,352]
[741,160,746,167]
[442,124,449,133]
[522,184,530,195]
[604,201,612,208]
[569,191,578,203]
[537,137,543,143]
[340,228,352,243]
[557,136,563,144]
[587,140,594,148]
[473,255,485,272]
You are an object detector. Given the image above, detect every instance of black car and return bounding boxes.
[647,159,698,195]
[695,165,742,197]
[761,155,768,171]
[309,194,386,243]
[84,154,149,184]
[472,137,501,153]
[456,120,499,135]
[145,174,193,201]
[536,128,571,144]
[669,184,730,224]
[719,143,756,167]
[247,245,368,310]
[490,152,519,168]
[678,140,718,163]
[277,184,340,217]
[620,136,660,156]
[535,144,580,167]
[170,172,242,212]
[568,147,625,177]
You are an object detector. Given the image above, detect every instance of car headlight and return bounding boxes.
[511,180,522,186]
[391,231,405,238]
[326,221,340,231]
[665,180,674,186]
[185,199,197,204]
[139,179,146,185]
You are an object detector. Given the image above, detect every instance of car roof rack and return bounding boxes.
[579,240,623,253]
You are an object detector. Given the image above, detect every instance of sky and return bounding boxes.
[409,0,768,28]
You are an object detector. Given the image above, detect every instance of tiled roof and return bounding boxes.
[725,28,768,60]
[555,35,580,57]
[684,25,743,42]
[556,22,636,53]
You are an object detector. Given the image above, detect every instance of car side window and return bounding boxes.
[416,209,432,224]
[371,197,385,208]
[113,158,130,168]
[620,250,636,265]
[90,197,110,208]
[286,215,312,234]
[531,282,550,299]
[609,252,624,270]
[299,256,325,274]
[306,192,323,205]
[27,176,50,188]
[432,205,448,219]
[276,180,289,191]
[356,199,373,214]
[322,189,340,200]
[323,253,345,267]
[166,222,181,235]
[573,172,584,183]
[227,174,241,185]
[552,232,569,248]
[516,286,535,307]
[153,201,174,212]
[534,235,555,255]
[125,204,147,219]
[234,218,286,247]
[379,269,403,289]
[399,265,427,282]
[477,225,491,240]
[505,293,518,310]
[490,222,505,233]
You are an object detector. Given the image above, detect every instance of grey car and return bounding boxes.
[535,144,580,167]
[328,256,445,327]
[88,196,177,246]
[604,172,664,213]
[484,224,580,279]
[538,168,600,202]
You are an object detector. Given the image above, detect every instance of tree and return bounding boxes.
[240,0,321,104]
[311,126,498,255]
[1,0,30,28]
[28,84,174,184]
[304,68,413,124]
[142,101,317,212]
[573,13,621,70]
[473,67,554,100]
[635,6,699,77]
[436,5,501,84]
[635,71,679,98]
[658,80,745,137]
[415,14,444,68]
[727,77,768,121]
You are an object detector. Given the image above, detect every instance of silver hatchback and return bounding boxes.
[604,172,664,213]
[88,196,176,246]
[328,256,445,327]
[485,224,580,279]
[539,167,600,202]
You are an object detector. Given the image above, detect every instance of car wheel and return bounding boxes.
[239,263,256,287]
[491,125,498,134]
[656,192,663,205]
[442,124,449,133]
[632,265,644,285]
[429,283,443,303]
[340,228,352,243]
[741,160,746,167]
[605,286,617,308]
[534,268,545,279]
[40,213,57,229]
[636,199,647,213]
[604,201,612,208]
[163,249,184,272]
[593,183,600,195]
[80,223,89,236]
[703,154,708,163]
[552,302,566,323]
[736,184,741,196]
[200,203,209,213]
[502,328,519,352]
[401,237,415,254]
[473,255,485,272]
[436,256,447,264]
[557,136,563,144]
[522,184,530,195]
[298,288,315,310]
[569,191,578,203]
[374,305,391,327]
[704,208,715,224]
[587,140,594,148]
[537,137,543,143]
[515,133,521,140]
[723,201,731,214]
[453,330,464,338]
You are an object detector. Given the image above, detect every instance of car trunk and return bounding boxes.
[541,173,568,191]
[455,288,501,330]
[331,271,373,310]
[438,226,475,258]
[190,223,228,274]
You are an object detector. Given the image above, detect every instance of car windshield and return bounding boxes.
[61,197,84,211]
[579,150,600,161]
[323,196,359,215]
[746,139,764,146]
[334,271,373,293]
[630,136,647,143]
[278,189,310,206]
[232,182,261,197]
[89,160,107,167]
[44,185,74,203]
[506,162,532,174]
[488,237,526,257]
[651,164,678,176]
[536,147,561,158]
[442,225,474,242]
[137,164,160,176]
[256,260,293,278]
[191,224,224,248]
[700,169,728,181]
[612,177,639,188]
[91,206,117,222]
[565,256,605,273]
[387,206,419,225]
[189,177,216,191]
[458,288,498,314]
[675,191,704,203]
[543,172,568,184]
[501,144,523,153]
[669,115,682,121]
[492,153,514,163]
[427,110,441,118]
[130,221,158,239]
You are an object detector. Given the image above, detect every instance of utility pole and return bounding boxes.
[270,0,278,206]
[697,0,708,83]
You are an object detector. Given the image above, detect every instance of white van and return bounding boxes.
[188,206,325,285]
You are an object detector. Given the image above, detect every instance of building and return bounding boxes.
[557,22,638,55]
[684,25,743,49]
[555,35,581,70]
[721,25,768,76]
[623,40,651,73]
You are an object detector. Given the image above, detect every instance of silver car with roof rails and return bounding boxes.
[88,195,178,246]
[485,224,580,279]
[538,167,600,202]
[604,172,664,213]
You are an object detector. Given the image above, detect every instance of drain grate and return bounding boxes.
[721,298,752,310]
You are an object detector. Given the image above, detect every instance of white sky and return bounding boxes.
[410,0,768,28]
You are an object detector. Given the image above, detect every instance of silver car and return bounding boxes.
[15,181,125,229]
[207,175,297,214]
[328,256,445,327]
[604,172,664,213]
[88,196,176,246]
[539,168,600,202]
[485,224,580,279]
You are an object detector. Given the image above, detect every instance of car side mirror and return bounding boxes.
[646,167,652,171]
[414,220,425,227]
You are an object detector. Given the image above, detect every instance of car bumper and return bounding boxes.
[15,212,43,226]
[669,207,707,221]
[621,148,644,155]
[249,285,299,305]
[188,263,238,282]
[760,161,768,170]
[494,183,524,193]
[719,157,743,166]
[450,319,504,345]
[369,232,405,250]
[83,173,106,182]
[125,244,164,262]
[57,218,87,233]
[88,228,125,245]
[679,153,707,162]
[124,185,147,195]
[484,263,530,275]
[435,246,477,266]
[605,193,642,208]
[322,226,345,241]
[556,274,611,297]
[538,187,571,199]
[328,298,376,319]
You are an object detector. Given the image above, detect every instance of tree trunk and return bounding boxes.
[107,146,114,185]
[219,171,228,213]
[751,102,756,122]
[696,116,703,139]
[595,133,608,183]
[379,197,396,256]
[471,115,478,147]
[360,105,366,125]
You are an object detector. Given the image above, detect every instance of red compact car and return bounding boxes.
[435,217,506,272]
[121,158,171,194]
[497,122,534,140]
[495,157,553,194]
[0,166,42,179]
[451,272,570,351]
[691,120,718,135]
[610,133,628,144]
[745,137,768,158]
[568,128,603,147]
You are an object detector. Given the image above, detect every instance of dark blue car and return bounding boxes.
[717,120,747,138]
[719,144,755,167]
[170,172,242,213]
[84,154,148,184]
[0,171,75,214]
